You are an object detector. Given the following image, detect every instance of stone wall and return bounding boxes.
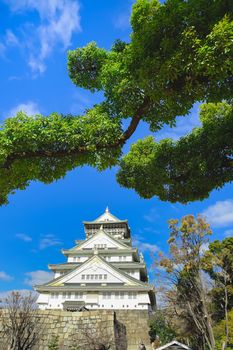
[114,310,151,350]
[0,309,151,350]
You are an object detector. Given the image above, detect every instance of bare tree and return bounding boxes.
[70,316,127,350]
[0,291,43,350]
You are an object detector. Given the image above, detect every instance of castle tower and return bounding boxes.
[35,208,156,311]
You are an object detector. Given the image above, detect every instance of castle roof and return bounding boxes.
[83,207,128,224]
[155,341,192,350]
[35,255,153,292]
[62,227,132,254]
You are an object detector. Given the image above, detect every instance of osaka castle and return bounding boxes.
[35,208,156,311]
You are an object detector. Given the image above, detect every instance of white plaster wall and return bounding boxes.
[54,272,62,278]
[125,270,140,280]
[67,256,88,263]
[105,255,132,262]
[37,293,50,310]
[65,265,125,284]
[81,236,119,249]
[137,292,151,304]
[38,291,150,310]
[39,292,85,309]
[67,255,133,263]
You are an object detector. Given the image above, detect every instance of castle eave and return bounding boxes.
[34,284,153,293]
[48,262,146,270]
[61,248,138,256]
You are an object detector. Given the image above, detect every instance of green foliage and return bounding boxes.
[117,102,233,203]
[158,215,216,350]
[207,237,233,280]
[149,310,176,345]
[202,237,233,321]
[68,42,108,92]
[0,108,122,205]
[1,0,233,204]
[48,335,59,350]
[213,309,233,350]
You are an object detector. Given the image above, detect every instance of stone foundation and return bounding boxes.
[114,310,151,350]
[0,309,151,350]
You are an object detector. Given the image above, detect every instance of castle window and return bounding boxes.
[94,244,107,249]
[119,256,126,261]
[103,292,111,299]
[115,292,124,299]
[74,256,80,262]
[128,292,137,299]
[83,274,108,281]
[75,292,83,299]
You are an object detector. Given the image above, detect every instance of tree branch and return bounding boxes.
[2,98,149,170]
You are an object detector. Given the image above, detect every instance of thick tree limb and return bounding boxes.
[2,98,149,170]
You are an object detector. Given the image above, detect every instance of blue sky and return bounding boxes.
[0,0,233,294]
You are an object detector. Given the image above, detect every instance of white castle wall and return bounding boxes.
[37,291,150,310]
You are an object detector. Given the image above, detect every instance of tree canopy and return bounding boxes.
[203,237,233,321]
[1,0,233,205]
[155,215,233,350]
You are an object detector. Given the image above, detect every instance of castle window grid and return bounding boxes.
[81,274,108,280]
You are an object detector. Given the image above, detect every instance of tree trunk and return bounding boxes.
[223,272,229,350]
[198,270,216,350]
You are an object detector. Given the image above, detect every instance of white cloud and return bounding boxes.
[114,12,130,30]
[39,234,62,249]
[24,270,53,286]
[143,227,160,234]
[70,90,93,115]
[202,200,233,227]
[133,235,159,254]
[224,229,233,237]
[143,207,159,223]
[16,233,32,242]
[8,101,40,117]
[5,30,20,47]
[156,103,201,141]
[0,271,13,281]
[139,242,160,253]
[6,0,81,75]
[113,1,134,30]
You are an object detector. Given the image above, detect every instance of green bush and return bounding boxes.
[48,335,59,350]
[214,310,233,350]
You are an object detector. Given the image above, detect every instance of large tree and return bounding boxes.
[158,215,216,350]
[203,238,233,321]
[202,237,233,349]
[1,0,233,205]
